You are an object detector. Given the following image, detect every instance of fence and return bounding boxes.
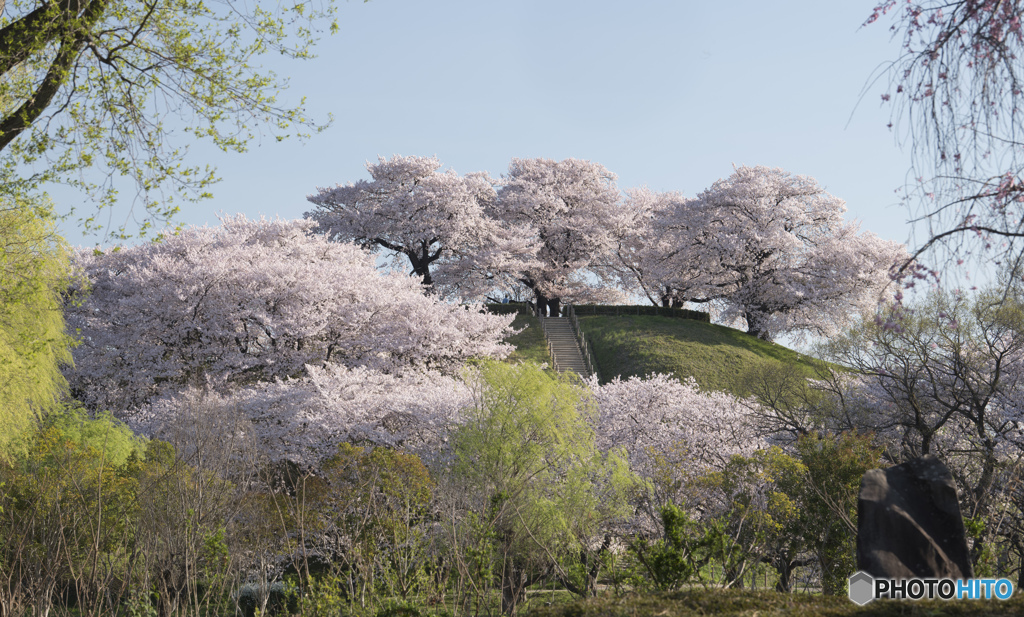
[566,305,600,381]
[481,302,532,316]
[571,304,710,322]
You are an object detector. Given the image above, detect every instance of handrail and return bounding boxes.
[566,305,600,382]
[540,316,559,372]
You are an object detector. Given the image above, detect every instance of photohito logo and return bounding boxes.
[848,571,1015,605]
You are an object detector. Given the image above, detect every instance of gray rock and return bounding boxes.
[856,455,973,579]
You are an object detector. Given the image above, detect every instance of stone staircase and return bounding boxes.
[541,317,593,379]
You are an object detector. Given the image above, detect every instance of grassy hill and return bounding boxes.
[576,314,826,394]
[494,304,828,396]
[503,310,549,366]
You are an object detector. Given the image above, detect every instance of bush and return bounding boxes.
[628,504,702,591]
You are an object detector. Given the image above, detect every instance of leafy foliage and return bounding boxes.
[628,504,704,591]
[0,0,342,237]
[0,405,145,614]
[0,195,74,459]
[301,444,436,610]
[795,433,882,595]
[450,361,632,614]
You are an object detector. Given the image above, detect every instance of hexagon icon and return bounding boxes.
[848,571,875,606]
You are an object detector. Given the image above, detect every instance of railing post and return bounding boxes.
[565,304,599,381]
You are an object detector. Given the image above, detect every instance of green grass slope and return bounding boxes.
[503,311,549,366]
[576,315,825,395]
[486,303,551,367]
[492,306,827,397]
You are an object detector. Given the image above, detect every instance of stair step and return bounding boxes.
[540,315,596,378]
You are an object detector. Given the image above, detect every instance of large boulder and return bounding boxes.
[856,455,973,579]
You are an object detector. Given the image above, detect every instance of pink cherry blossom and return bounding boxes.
[65,216,515,412]
[618,167,907,341]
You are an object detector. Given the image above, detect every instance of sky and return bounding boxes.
[57,1,915,252]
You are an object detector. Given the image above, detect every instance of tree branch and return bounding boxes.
[0,0,109,152]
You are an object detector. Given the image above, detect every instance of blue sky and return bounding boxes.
[59,1,913,251]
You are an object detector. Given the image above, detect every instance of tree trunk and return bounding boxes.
[771,552,813,593]
[406,250,434,289]
[727,566,744,589]
[744,310,773,341]
[549,298,560,318]
[969,446,999,568]
[1016,537,1024,594]
[660,287,683,309]
[560,536,611,599]
[534,292,548,317]
[500,566,526,616]
[774,559,795,592]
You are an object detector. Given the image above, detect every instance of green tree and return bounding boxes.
[795,433,881,595]
[0,404,145,615]
[450,361,632,615]
[0,195,74,460]
[628,503,710,592]
[698,434,881,595]
[290,444,437,612]
[700,447,810,592]
[0,0,345,237]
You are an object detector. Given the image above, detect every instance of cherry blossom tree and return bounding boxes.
[606,170,905,341]
[131,365,473,466]
[867,2,1024,280]
[680,166,906,341]
[588,373,764,531]
[306,155,535,298]
[65,216,515,412]
[492,158,626,316]
[606,187,715,309]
